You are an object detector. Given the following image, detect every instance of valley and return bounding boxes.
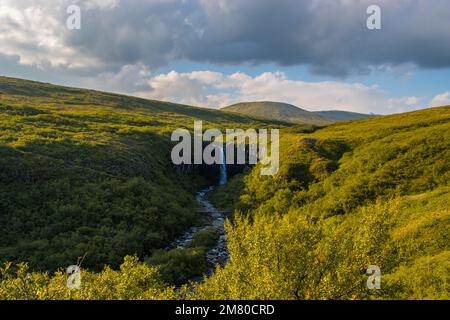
[0,76,448,300]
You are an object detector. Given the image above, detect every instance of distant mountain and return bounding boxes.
[314,110,374,121]
[222,102,332,125]
[221,101,373,125]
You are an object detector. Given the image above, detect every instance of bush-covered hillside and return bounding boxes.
[0,76,448,300]
[0,76,283,272]
[215,107,449,216]
[204,106,449,299]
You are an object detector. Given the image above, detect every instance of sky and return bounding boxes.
[0,0,450,114]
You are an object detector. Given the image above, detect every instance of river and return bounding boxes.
[167,146,229,277]
[165,186,229,275]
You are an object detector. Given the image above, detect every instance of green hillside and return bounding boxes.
[221,101,373,125]
[0,76,448,300]
[206,106,450,299]
[0,76,284,272]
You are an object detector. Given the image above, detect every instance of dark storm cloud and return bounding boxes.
[183,0,450,76]
[63,0,202,70]
[3,0,450,76]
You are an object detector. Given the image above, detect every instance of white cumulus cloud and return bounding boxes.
[429,92,450,107]
[133,70,422,114]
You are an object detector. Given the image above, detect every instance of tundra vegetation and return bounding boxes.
[0,76,448,300]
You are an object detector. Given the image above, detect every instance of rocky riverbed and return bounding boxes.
[166,186,229,275]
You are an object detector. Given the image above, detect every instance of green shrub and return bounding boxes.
[188,229,220,249]
[148,248,207,285]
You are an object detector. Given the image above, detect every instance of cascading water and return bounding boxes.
[218,146,227,185]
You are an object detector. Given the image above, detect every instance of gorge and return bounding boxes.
[167,148,229,279]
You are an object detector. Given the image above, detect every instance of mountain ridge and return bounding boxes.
[221,101,374,125]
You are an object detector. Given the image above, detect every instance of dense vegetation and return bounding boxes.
[0,76,448,300]
[205,107,449,299]
[0,76,282,272]
[147,229,219,285]
[222,101,372,125]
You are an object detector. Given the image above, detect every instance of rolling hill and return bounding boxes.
[0,76,285,272]
[221,101,373,125]
[206,105,450,299]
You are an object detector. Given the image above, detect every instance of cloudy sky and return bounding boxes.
[1,0,450,114]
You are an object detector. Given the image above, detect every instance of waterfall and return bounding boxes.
[219,146,227,185]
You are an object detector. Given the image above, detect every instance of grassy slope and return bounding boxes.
[205,106,449,299]
[214,106,450,215]
[0,76,285,271]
